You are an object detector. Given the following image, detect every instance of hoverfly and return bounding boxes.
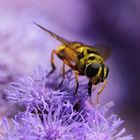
[34,23,110,103]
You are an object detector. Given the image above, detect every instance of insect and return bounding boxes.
[34,22,110,103]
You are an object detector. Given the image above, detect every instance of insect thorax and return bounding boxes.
[56,45,79,62]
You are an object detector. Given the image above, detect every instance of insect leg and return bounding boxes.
[96,80,107,104]
[57,58,79,94]
[58,61,66,88]
[62,61,66,78]
[88,81,92,96]
[58,59,76,89]
[74,71,79,95]
[46,50,57,77]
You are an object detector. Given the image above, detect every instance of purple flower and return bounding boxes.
[0,67,133,140]
[5,67,88,111]
[0,102,133,140]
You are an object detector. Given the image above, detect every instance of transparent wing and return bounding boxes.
[34,22,81,55]
[34,22,70,45]
[93,44,112,61]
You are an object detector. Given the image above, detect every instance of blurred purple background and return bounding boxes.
[0,0,140,139]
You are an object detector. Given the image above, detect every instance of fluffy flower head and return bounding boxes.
[0,67,133,140]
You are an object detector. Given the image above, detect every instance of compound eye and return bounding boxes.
[104,65,109,79]
[85,63,100,78]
